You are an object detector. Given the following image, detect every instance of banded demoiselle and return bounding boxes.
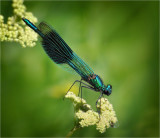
[22,18,112,108]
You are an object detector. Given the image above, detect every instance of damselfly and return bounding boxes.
[22,18,112,109]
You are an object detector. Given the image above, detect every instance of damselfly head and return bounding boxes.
[103,84,112,96]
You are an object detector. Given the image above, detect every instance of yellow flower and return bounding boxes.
[65,92,118,133]
[0,0,38,47]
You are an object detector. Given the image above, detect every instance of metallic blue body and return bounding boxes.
[22,18,44,37]
[89,75,103,90]
[23,18,38,31]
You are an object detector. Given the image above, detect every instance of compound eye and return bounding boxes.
[106,84,112,95]
[107,84,112,89]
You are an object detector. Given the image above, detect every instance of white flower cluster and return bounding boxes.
[65,92,118,133]
[0,0,38,47]
[96,98,118,133]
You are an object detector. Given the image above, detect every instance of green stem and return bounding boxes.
[66,125,80,137]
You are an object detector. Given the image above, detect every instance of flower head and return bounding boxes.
[65,92,118,133]
[0,0,38,47]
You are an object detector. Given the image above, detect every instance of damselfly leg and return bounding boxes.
[80,85,103,119]
[63,79,92,100]
[63,80,81,100]
[78,78,82,97]
[96,91,103,115]
[80,85,95,99]
[64,79,104,118]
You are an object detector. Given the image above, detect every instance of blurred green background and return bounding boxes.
[1,1,159,137]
